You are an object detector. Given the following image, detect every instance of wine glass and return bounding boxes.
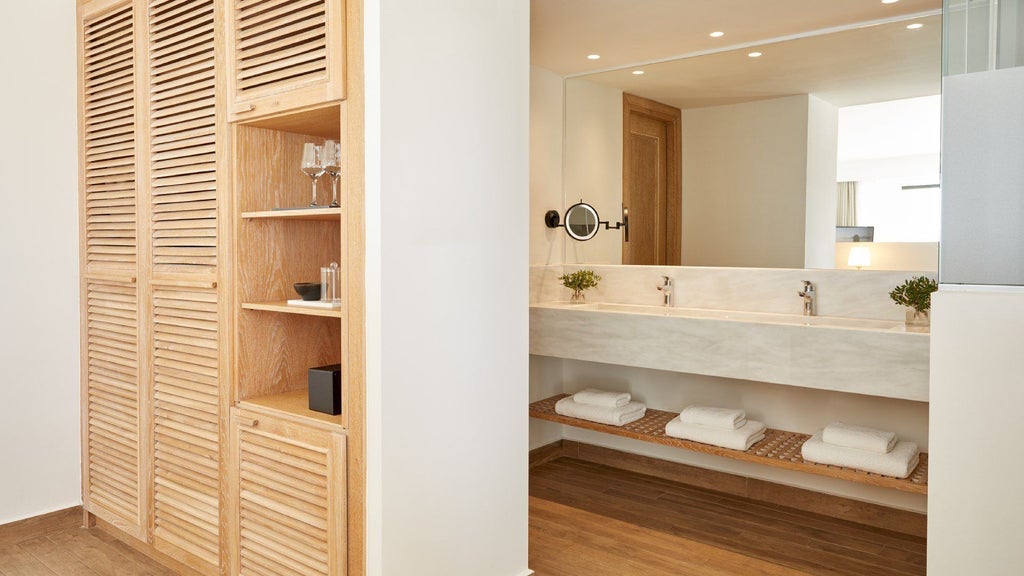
[301,143,326,207]
[323,140,342,208]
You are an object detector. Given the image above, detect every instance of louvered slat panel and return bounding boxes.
[149,0,218,273]
[152,284,219,568]
[83,4,137,269]
[238,429,330,576]
[85,279,140,525]
[233,0,328,96]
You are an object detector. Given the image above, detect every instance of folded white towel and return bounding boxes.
[665,416,766,451]
[822,421,897,454]
[573,388,630,408]
[802,431,920,479]
[555,396,646,427]
[679,405,747,429]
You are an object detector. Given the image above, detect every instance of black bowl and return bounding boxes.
[294,282,322,301]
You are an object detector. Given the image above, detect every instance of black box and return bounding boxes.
[308,364,342,415]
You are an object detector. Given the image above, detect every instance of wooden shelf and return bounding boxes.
[241,207,342,221]
[530,395,928,495]
[239,390,345,431]
[242,301,342,318]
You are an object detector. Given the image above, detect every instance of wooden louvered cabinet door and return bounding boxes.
[79,0,145,539]
[228,409,347,576]
[151,284,221,570]
[225,0,346,121]
[145,0,224,571]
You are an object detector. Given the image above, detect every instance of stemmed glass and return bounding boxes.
[301,143,326,207]
[322,140,342,208]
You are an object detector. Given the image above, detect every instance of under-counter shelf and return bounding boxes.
[530,394,928,495]
[241,207,342,221]
[242,301,343,318]
[239,389,345,431]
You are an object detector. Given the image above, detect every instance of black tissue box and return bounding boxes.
[308,364,342,415]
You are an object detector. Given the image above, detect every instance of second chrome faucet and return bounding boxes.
[797,280,816,316]
[657,275,674,307]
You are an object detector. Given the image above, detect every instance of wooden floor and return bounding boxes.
[0,508,175,576]
[3,462,926,576]
[530,457,926,576]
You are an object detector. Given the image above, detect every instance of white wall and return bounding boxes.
[929,289,1024,573]
[0,1,82,525]
[804,95,839,269]
[563,78,623,265]
[680,96,810,268]
[365,0,530,574]
[530,66,564,266]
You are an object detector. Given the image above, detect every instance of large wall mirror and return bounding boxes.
[559,8,942,270]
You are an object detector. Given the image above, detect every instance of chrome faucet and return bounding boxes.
[657,276,674,307]
[797,280,815,316]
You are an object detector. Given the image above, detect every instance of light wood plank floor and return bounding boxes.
[0,508,174,576]
[530,457,926,576]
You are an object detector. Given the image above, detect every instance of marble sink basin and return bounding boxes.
[530,301,930,401]
[539,302,911,332]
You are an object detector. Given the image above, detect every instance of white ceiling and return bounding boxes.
[578,14,942,109]
[531,0,943,75]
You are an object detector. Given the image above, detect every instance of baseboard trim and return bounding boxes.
[529,439,564,468]
[517,570,535,576]
[532,439,926,538]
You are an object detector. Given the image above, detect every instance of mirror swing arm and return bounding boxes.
[545,200,629,242]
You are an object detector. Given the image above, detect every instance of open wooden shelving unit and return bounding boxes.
[530,394,928,495]
[233,101,349,429]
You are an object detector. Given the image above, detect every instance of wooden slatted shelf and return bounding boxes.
[242,207,342,221]
[239,389,345,431]
[242,301,342,318]
[530,394,928,495]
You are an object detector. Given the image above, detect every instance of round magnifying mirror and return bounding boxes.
[565,202,600,241]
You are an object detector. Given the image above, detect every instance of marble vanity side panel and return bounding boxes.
[548,264,935,321]
[530,307,930,402]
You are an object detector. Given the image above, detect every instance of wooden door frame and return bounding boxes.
[622,93,682,265]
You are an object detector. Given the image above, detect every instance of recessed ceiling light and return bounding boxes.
[882,0,899,4]
[632,70,645,75]
[587,54,601,60]
[748,51,762,58]
[906,22,923,30]
[709,31,725,38]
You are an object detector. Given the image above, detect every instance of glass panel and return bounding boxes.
[945,0,1024,75]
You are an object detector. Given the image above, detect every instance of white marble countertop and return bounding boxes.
[530,302,930,402]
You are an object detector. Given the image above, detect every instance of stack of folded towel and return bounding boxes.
[554,389,647,426]
[801,422,920,478]
[664,405,766,451]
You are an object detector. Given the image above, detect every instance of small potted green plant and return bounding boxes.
[559,269,601,304]
[889,276,938,328]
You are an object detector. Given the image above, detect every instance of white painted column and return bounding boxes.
[364,0,530,574]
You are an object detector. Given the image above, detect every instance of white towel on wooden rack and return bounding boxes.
[802,431,920,479]
[664,417,766,451]
[555,396,646,427]
[573,388,631,408]
[822,421,898,453]
[679,405,747,429]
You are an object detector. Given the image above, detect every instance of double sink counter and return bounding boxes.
[530,301,930,402]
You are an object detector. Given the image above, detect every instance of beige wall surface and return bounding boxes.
[530,66,565,266]
[563,78,624,265]
[0,0,82,525]
[835,242,939,272]
[681,95,810,268]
